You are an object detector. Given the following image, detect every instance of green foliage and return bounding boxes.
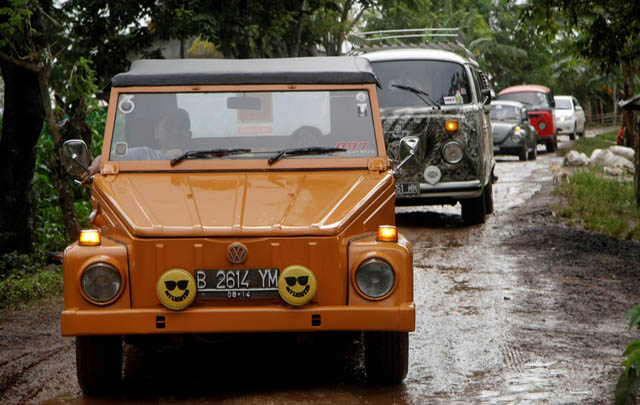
[0,250,46,275]
[32,111,105,252]
[0,249,62,308]
[617,306,640,404]
[0,0,34,48]
[0,266,63,308]
[555,169,640,240]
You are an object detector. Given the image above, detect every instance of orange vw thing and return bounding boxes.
[61,57,415,394]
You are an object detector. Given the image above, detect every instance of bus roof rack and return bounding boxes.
[347,28,473,59]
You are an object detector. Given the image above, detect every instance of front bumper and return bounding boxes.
[494,145,522,155]
[61,304,416,336]
[494,136,525,155]
[396,180,483,203]
[556,120,575,133]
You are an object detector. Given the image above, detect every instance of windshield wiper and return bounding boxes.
[392,84,441,109]
[267,146,347,165]
[170,148,251,166]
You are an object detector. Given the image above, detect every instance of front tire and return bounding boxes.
[545,137,557,153]
[528,143,537,160]
[461,187,487,225]
[364,331,409,385]
[484,175,494,215]
[518,141,528,161]
[569,125,576,140]
[76,335,123,395]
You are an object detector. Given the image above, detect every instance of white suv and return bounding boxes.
[554,95,586,140]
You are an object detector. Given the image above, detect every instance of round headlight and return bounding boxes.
[442,141,464,164]
[355,258,395,299]
[511,133,522,142]
[81,263,122,303]
[539,122,547,130]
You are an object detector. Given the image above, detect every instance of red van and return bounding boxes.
[497,85,557,152]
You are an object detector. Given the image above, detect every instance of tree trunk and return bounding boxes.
[0,60,44,255]
[37,69,80,242]
[621,63,639,205]
[613,80,617,126]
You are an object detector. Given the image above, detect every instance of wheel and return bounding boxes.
[545,139,557,153]
[528,143,537,160]
[364,331,408,385]
[484,175,494,215]
[518,141,528,161]
[76,335,123,395]
[461,187,487,225]
[569,125,576,140]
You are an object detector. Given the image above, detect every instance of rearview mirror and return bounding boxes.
[62,139,90,178]
[227,96,262,110]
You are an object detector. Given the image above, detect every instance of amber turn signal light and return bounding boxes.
[377,225,398,242]
[445,120,459,132]
[79,229,101,246]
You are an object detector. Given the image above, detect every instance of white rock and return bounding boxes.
[604,166,624,176]
[589,149,603,162]
[609,145,635,161]
[564,150,589,166]
[590,149,634,170]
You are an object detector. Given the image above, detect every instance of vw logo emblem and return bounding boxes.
[227,243,247,264]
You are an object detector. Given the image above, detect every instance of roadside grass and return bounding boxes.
[0,251,63,309]
[572,130,619,156]
[557,130,618,157]
[553,130,640,241]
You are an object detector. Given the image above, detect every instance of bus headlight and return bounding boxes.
[442,141,464,164]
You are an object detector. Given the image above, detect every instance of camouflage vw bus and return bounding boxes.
[352,29,495,225]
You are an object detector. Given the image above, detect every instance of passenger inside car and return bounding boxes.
[111,108,192,160]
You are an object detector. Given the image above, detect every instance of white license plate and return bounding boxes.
[396,183,420,196]
[195,268,279,299]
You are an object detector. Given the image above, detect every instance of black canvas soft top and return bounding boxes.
[111,56,380,87]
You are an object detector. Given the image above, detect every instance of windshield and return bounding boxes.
[109,90,377,161]
[555,98,572,109]
[370,60,471,108]
[498,91,552,108]
[490,105,520,121]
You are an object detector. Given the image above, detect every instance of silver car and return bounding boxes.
[554,95,586,140]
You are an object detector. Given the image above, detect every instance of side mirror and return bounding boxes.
[482,89,492,106]
[62,139,91,179]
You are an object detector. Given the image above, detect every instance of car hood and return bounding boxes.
[94,171,392,237]
[491,122,516,143]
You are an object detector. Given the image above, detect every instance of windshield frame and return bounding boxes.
[101,83,386,172]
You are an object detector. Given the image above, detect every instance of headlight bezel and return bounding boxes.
[78,261,124,305]
[442,141,464,164]
[353,257,397,301]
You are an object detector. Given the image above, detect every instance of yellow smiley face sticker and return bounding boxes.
[278,265,317,306]
[157,268,196,310]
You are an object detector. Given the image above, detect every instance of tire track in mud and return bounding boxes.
[0,297,76,405]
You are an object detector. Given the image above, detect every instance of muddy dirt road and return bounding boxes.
[1,128,639,404]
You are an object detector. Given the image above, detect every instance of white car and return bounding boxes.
[554,95,586,140]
